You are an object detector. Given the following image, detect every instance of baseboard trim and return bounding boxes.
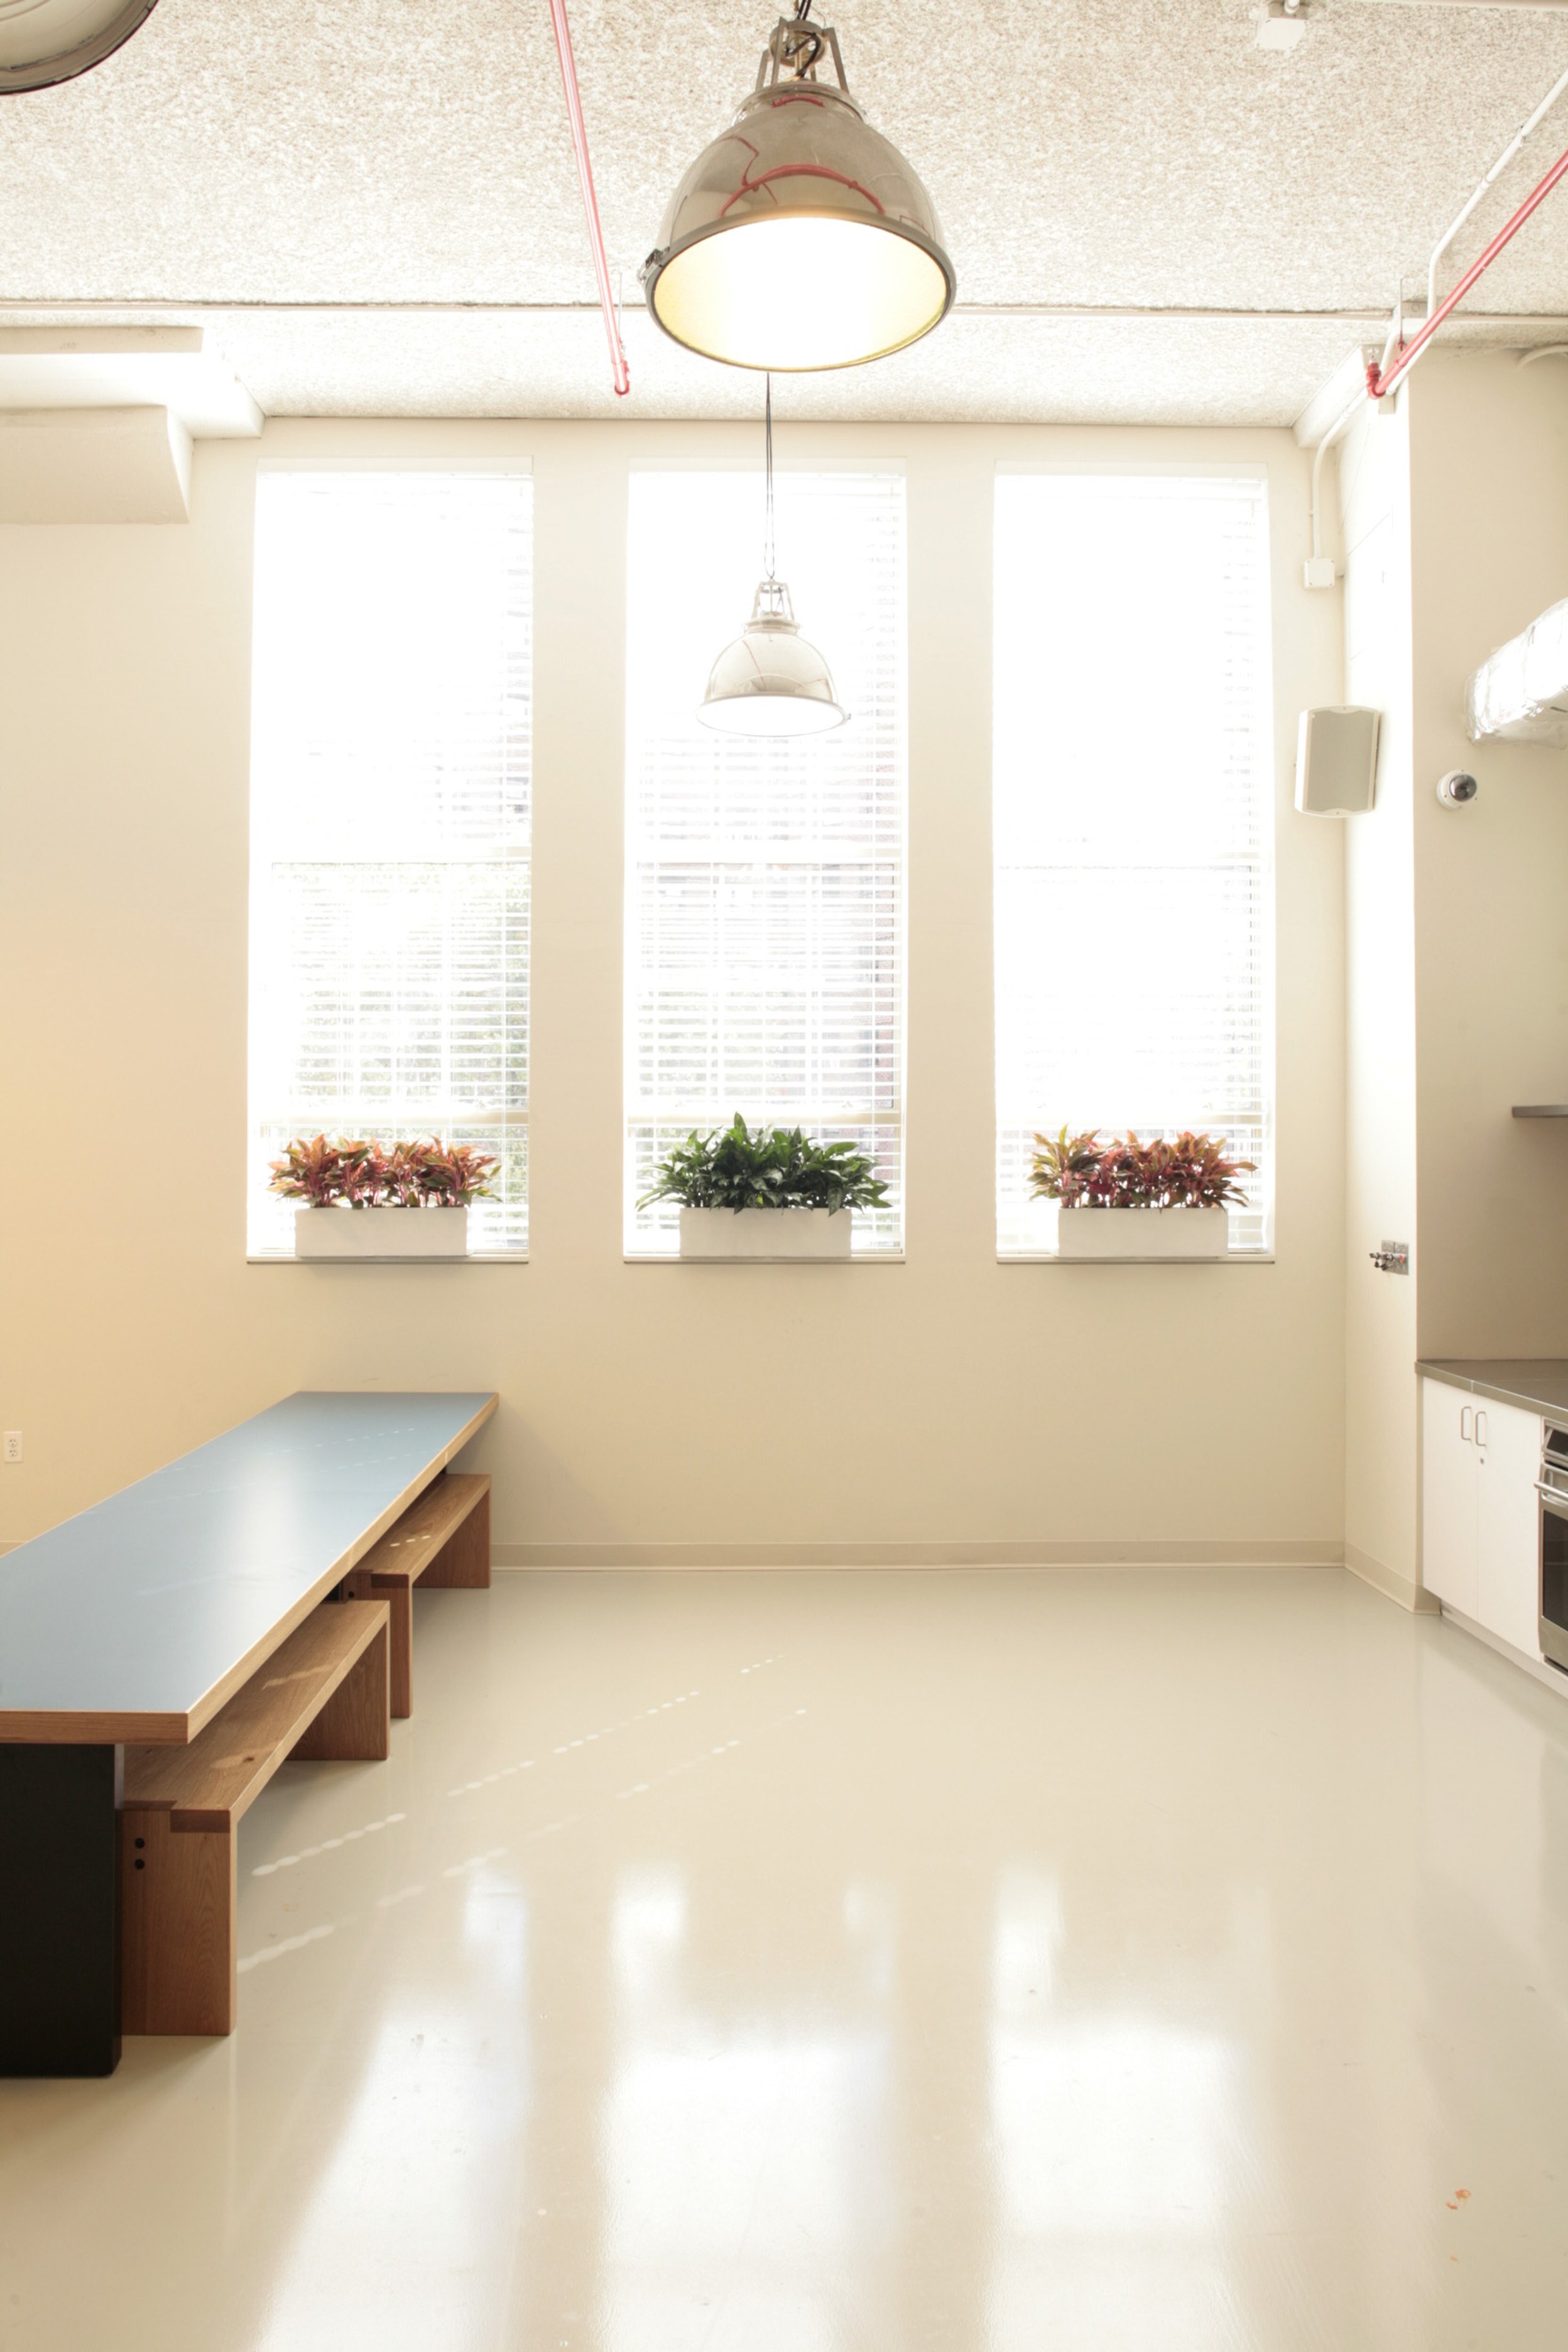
[492,1539,1345,1571]
[1439,1603,1568,1699]
[1345,1540,1440,1616]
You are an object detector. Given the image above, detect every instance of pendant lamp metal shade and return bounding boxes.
[699,577,847,736]
[0,0,159,90]
[642,6,955,373]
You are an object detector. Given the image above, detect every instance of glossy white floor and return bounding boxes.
[3,1567,1567,2351]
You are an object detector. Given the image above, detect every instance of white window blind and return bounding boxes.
[625,471,906,1254]
[993,473,1274,1256]
[247,471,531,1256]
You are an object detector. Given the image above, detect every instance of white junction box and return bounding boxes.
[1295,705,1380,815]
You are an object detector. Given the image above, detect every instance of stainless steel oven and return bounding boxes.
[1538,1424,1568,1674]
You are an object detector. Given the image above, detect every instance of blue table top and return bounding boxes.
[0,1391,496,1743]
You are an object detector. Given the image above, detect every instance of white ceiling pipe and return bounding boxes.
[1425,58,1568,319]
[1303,53,1568,583]
[1307,393,1364,584]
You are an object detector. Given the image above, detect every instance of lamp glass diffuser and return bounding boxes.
[0,0,158,90]
[642,6,955,373]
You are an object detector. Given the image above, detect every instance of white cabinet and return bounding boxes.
[1420,1380,1542,1658]
[1422,1380,1479,1616]
[1477,1399,1543,1657]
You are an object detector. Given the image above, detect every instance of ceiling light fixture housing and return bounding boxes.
[0,0,158,92]
[642,0,955,373]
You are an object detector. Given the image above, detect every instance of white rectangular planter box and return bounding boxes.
[678,1207,852,1261]
[294,1206,469,1260]
[1055,1206,1230,1260]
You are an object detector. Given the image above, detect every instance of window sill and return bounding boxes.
[624,1253,906,1265]
[999,1252,1275,1266]
[246,1252,530,1265]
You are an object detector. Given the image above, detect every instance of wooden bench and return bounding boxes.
[341,1470,490,1718]
[121,1599,391,2036]
[0,1388,496,2076]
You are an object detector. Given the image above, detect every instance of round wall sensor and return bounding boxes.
[1437,770,1479,807]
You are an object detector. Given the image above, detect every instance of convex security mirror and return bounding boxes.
[0,0,158,94]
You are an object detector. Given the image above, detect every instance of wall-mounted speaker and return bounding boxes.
[1294,706,1381,816]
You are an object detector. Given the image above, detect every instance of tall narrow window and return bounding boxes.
[248,471,531,1256]
[994,473,1274,1256]
[625,471,906,1254]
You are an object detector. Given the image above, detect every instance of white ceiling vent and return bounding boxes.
[1467,600,1568,746]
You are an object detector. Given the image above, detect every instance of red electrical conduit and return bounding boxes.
[545,0,631,399]
[1367,137,1568,401]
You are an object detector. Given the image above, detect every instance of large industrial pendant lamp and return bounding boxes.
[0,0,158,92]
[642,0,955,374]
[699,378,847,738]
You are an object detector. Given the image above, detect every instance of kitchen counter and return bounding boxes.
[1418,1358,1568,1419]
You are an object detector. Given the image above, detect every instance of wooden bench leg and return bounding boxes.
[290,1618,390,1761]
[417,1482,491,1589]
[121,1807,235,2037]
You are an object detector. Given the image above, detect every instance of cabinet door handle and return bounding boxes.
[1476,1410,1489,1449]
[1461,1407,1473,1442]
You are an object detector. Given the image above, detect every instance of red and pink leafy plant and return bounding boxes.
[268,1135,499,1209]
[1028,1128,1254,1211]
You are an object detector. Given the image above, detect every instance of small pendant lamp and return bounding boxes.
[642,0,955,374]
[698,378,847,738]
[0,0,159,92]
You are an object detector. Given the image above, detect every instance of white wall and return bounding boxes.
[1340,394,1422,1603]
[1410,351,1568,1358]
[1337,348,1568,1609]
[0,418,1346,1565]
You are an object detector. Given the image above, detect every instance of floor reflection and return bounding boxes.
[604,1869,892,2352]
[8,1571,1568,2352]
[986,1873,1240,2349]
[254,1872,531,2352]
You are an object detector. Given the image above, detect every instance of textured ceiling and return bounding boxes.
[5,0,1568,421]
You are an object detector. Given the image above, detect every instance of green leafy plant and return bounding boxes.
[1028,1128,1254,1211]
[639,1114,889,1216]
[268,1135,499,1209]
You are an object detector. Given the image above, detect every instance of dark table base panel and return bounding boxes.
[0,1745,121,2077]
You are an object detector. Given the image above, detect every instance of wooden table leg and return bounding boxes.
[291,1618,391,1761]
[342,1571,413,1717]
[0,1744,120,2076]
[417,1482,490,1587]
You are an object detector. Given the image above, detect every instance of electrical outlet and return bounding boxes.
[1369,1243,1410,1276]
[3,1432,21,1464]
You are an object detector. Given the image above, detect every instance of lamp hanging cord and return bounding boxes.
[785,0,822,78]
[764,373,776,583]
